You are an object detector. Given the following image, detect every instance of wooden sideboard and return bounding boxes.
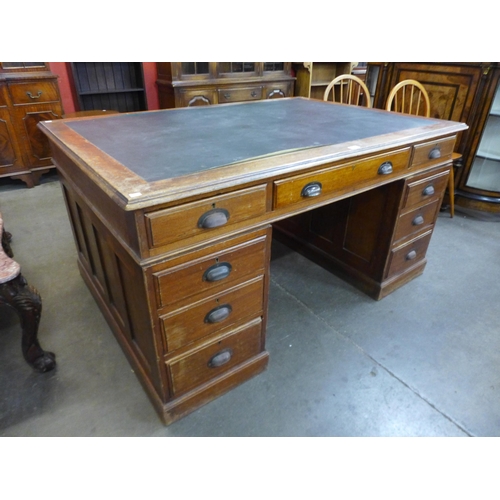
[156,62,295,108]
[39,98,467,424]
[0,62,63,187]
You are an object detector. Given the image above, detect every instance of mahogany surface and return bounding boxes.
[38,98,467,424]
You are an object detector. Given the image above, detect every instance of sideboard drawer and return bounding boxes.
[177,88,217,107]
[393,199,440,243]
[145,184,268,248]
[161,276,265,351]
[166,318,263,396]
[9,81,60,105]
[401,169,449,210]
[411,136,455,168]
[264,82,293,99]
[153,229,269,309]
[218,86,263,103]
[385,230,432,279]
[273,148,410,209]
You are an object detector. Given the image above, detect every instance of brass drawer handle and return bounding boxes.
[198,208,230,229]
[203,262,232,282]
[250,91,257,97]
[405,250,417,261]
[26,91,43,99]
[412,215,424,226]
[428,147,441,159]
[208,348,233,368]
[301,181,322,198]
[378,161,393,175]
[422,185,435,196]
[204,304,232,324]
[224,93,231,99]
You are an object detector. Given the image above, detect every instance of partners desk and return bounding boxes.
[39,98,467,424]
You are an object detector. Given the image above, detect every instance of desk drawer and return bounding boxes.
[401,169,449,210]
[273,148,410,209]
[385,230,432,279]
[393,199,440,243]
[161,276,264,351]
[9,81,60,105]
[153,229,269,309]
[167,318,263,396]
[145,185,268,248]
[218,86,263,103]
[411,136,455,168]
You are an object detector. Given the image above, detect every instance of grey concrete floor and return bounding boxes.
[1,172,499,437]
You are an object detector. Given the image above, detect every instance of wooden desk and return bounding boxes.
[38,98,467,424]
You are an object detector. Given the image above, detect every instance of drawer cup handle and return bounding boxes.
[203,262,232,282]
[26,91,43,99]
[198,208,230,229]
[422,185,435,196]
[205,304,232,324]
[406,250,417,261]
[378,161,393,175]
[428,147,441,159]
[301,182,322,198]
[208,348,233,368]
[412,215,424,226]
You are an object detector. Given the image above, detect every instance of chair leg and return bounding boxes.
[0,274,56,373]
[448,165,455,218]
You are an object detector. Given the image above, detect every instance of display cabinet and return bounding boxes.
[0,62,64,187]
[456,65,500,212]
[156,62,295,108]
[293,62,356,100]
[366,62,500,212]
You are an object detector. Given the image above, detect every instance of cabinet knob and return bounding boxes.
[378,161,393,175]
[204,304,232,324]
[422,185,435,196]
[208,348,233,368]
[405,250,417,261]
[26,91,43,99]
[198,208,230,229]
[428,147,441,159]
[203,262,232,282]
[301,181,322,198]
[412,215,424,226]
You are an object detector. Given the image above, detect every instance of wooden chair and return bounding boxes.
[385,79,430,117]
[323,74,372,107]
[386,79,455,217]
[0,212,56,372]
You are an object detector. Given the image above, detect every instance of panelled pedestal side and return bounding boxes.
[38,100,466,424]
[0,63,63,187]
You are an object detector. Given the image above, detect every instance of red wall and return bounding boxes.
[48,62,160,114]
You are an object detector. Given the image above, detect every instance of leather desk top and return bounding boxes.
[66,98,437,182]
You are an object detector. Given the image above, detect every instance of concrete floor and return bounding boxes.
[1,172,499,437]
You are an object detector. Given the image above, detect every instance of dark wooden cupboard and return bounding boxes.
[0,62,63,187]
[156,62,295,108]
[69,62,147,113]
[366,62,500,213]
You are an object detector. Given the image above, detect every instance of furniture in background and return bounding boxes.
[323,74,371,107]
[0,62,64,187]
[367,62,500,213]
[39,98,466,425]
[156,63,295,108]
[385,79,455,217]
[385,79,430,117]
[68,62,147,113]
[0,212,56,372]
[293,62,356,100]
